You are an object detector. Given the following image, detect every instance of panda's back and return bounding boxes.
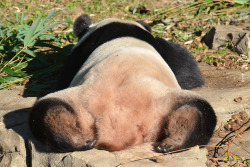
[70,37,180,90]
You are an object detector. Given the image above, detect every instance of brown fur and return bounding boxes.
[44,105,96,150]
[155,105,199,152]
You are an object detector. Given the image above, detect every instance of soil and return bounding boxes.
[195,64,250,167]
[206,111,250,167]
[199,62,250,89]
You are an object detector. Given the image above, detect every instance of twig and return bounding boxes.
[230,120,250,142]
[237,80,250,87]
[231,141,250,155]
[116,145,226,167]
[227,151,245,162]
[213,120,250,158]
[0,45,28,73]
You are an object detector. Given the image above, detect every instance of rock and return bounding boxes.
[194,86,250,122]
[28,141,208,167]
[227,133,250,158]
[0,88,36,167]
[1,65,250,166]
[0,122,26,167]
[0,88,209,167]
[114,145,208,167]
[202,25,250,56]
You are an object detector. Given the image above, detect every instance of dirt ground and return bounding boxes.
[196,63,250,166]
[199,62,250,89]
[206,111,250,167]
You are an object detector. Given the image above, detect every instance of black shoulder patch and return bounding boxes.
[155,37,205,89]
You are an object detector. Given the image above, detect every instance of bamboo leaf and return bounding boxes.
[233,0,249,4]
[23,49,36,57]
[194,5,205,18]
[20,11,25,25]
[39,34,59,40]
[133,4,139,14]
[2,66,27,77]
[0,76,19,82]
[12,62,28,71]
[165,24,175,30]
[23,14,42,46]
[15,12,19,23]
[29,22,63,44]
[35,9,56,33]
[2,67,15,75]
[27,41,36,47]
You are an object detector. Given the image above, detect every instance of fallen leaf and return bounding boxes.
[234,97,243,102]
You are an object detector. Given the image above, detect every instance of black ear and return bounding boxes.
[136,21,151,32]
[73,14,92,38]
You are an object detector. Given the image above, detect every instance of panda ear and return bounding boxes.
[136,21,151,32]
[73,14,92,38]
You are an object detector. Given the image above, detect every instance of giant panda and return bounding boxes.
[29,14,216,153]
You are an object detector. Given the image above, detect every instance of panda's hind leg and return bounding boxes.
[29,98,96,152]
[155,105,200,153]
[155,99,216,153]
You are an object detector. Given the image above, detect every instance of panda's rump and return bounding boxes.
[77,46,181,151]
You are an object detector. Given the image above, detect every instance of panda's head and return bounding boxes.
[73,14,151,40]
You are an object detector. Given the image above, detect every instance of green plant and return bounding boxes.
[0,9,63,90]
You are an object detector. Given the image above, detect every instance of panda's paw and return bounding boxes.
[155,144,175,153]
[82,139,97,150]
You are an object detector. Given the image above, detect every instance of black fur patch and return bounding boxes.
[155,98,216,152]
[177,98,216,147]
[73,14,92,38]
[136,21,151,32]
[29,98,75,152]
[155,37,205,89]
[57,21,204,90]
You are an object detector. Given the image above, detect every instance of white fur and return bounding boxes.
[70,37,179,88]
